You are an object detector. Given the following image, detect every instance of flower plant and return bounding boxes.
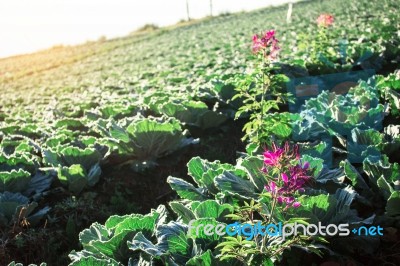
[316,14,334,28]
[263,142,311,210]
[218,142,317,263]
[232,30,292,145]
[297,13,339,72]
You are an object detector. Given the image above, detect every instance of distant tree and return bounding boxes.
[210,0,213,17]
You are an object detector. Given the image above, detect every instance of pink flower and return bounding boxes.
[251,29,280,60]
[265,181,277,194]
[261,167,267,173]
[281,173,289,184]
[263,149,283,166]
[269,46,280,60]
[275,196,301,209]
[264,30,276,40]
[262,142,311,209]
[277,196,284,204]
[252,35,264,53]
[316,14,334,27]
[252,34,258,42]
[263,142,284,166]
[293,202,301,208]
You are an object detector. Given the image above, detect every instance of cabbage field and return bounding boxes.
[1,0,399,265]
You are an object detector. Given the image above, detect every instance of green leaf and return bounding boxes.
[187,157,207,184]
[298,194,335,224]
[302,155,324,176]
[87,163,102,186]
[169,202,196,224]
[186,218,222,245]
[127,232,164,257]
[0,192,29,224]
[126,117,194,161]
[187,157,221,193]
[79,211,159,262]
[69,256,120,266]
[25,171,53,195]
[62,147,102,170]
[237,156,266,192]
[55,118,86,131]
[0,169,31,193]
[156,222,192,264]
[0,192,49,226]
[57,165,88,194]
[105,214,143,229]
[340,160,370,190]
[386,191,400,217]
[68,250,120,266]
[348,128,382,163]
[79,223,110,245]
[0,153,37,173]
[377,176,394,200]
[363,155,400,195]
[109,123,131,144]
[193,200,233,222]
[159,100,227,129]
[82,228,129,259]
[198,110,227,129]
[314,167,345,185]
[113,213,158,236]
[331,187,359,224]
[248,254,274,266]
[298,187,361,225]
[383,125,400,155]
[186,250,215,266]
[214,171,257,199]
[167,177,207,201]
[8,262,48,266]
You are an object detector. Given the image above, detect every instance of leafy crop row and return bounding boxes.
[1,0,399,264]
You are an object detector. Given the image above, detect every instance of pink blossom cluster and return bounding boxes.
[263,142,311,209]
[316,13,334,27]
[252,30,280,60]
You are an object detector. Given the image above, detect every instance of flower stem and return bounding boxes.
[261,194,277,252]
[258,53,268,142]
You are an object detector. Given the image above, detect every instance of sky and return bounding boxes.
[0,0,292,58]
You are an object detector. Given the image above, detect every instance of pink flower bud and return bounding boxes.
[293,202,301,208]
[281,173,289,184]
[317,14,334,27]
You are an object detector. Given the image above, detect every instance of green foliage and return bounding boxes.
[1,0,399,264]
[0,169,31,193]
[0,191,50,226]
[94,116,197,168]
[69,206,165,264]
[377,72,400,116]
[70,153,333,265]
[297,20,342,73]
[297,186,365,225]
[153,98,227,130]
[43,146,102,194]
[293,80,384,141]
[231,64,291,145]
[8,262,47,266]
